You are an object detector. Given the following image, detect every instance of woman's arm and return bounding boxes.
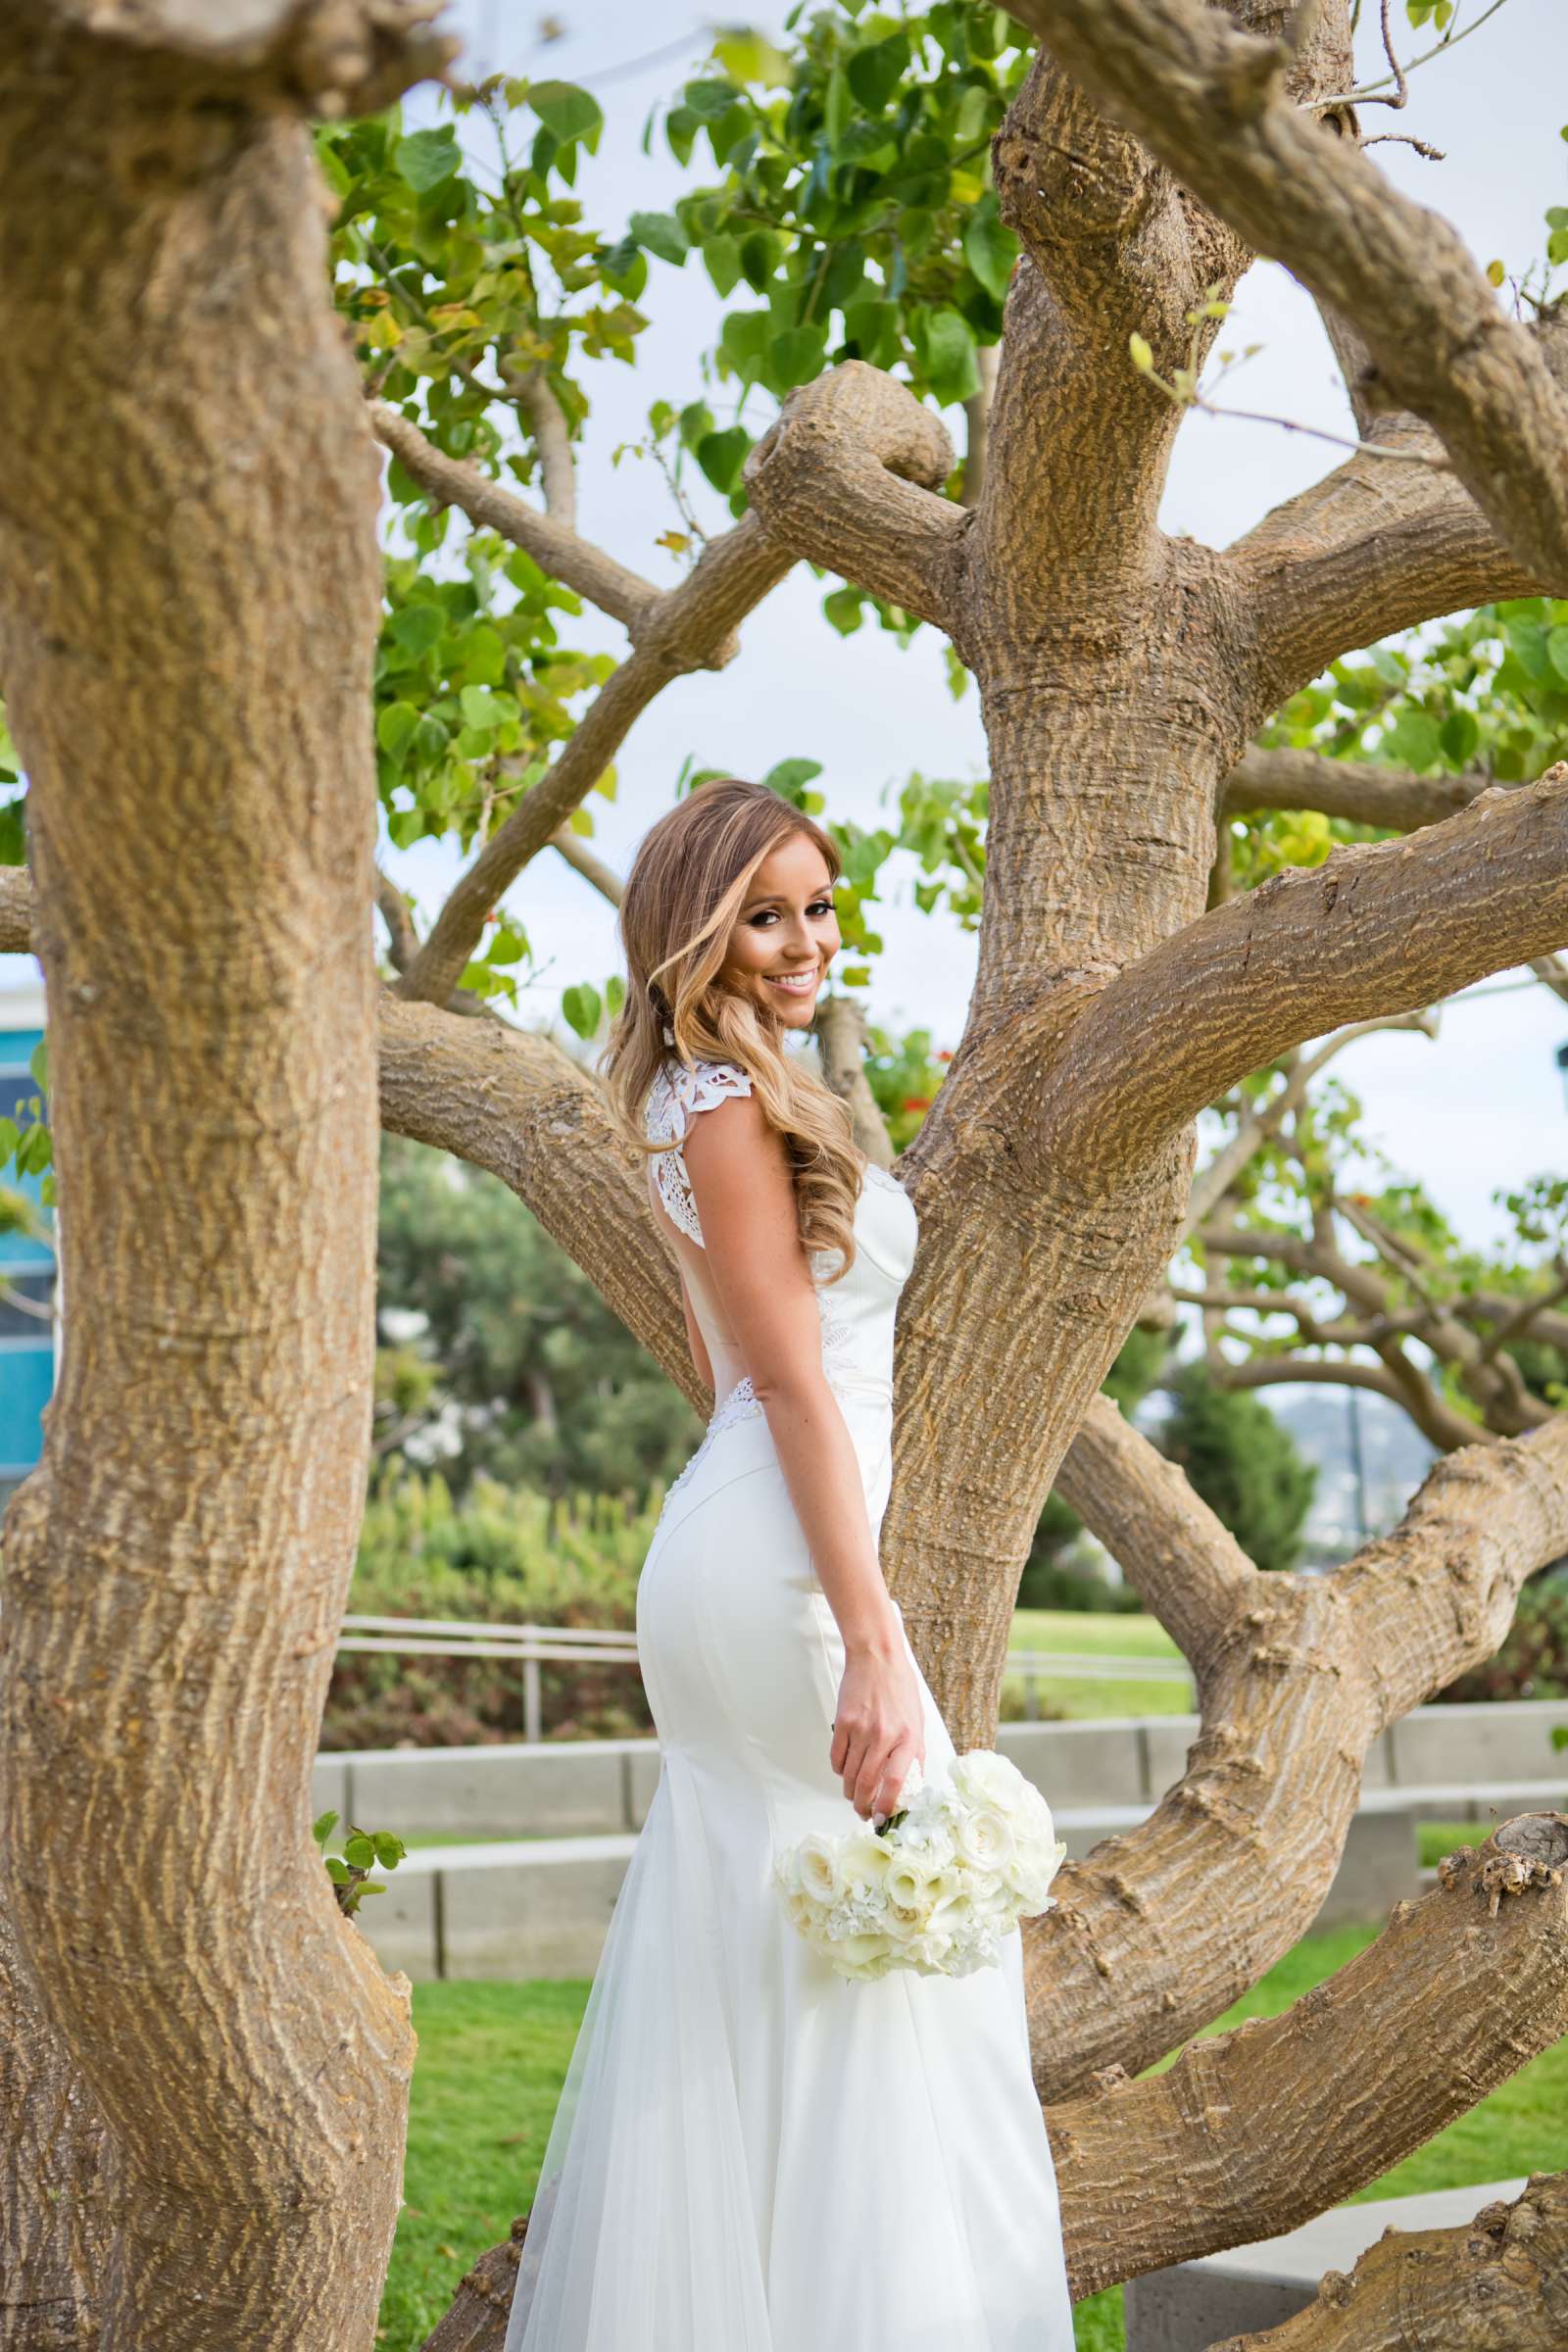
[681,1089,924,1820]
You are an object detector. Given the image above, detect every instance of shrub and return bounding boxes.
[1438,1580,1568,1703]
[321,1465,664,1748]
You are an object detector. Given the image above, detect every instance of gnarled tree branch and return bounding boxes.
[1038,765,1568,1184]
[741,361,964,631]
[1210,2166,1568,2351]
[1014,0,1568,588]
[370,401,656,633]
[395,514,795,1004]
[1223,744,1504,832]
[1051,1815,1568,2294]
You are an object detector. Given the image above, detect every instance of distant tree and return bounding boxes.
[375,1129,701,1499]
[1160,1360,1318,1576]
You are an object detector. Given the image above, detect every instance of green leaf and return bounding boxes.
[1547,624,1568,686]
[760,757,824,799]
[962,192,1016,302]
[459,625,508,689]
[683,78,743,122]
[526,80,603,148]
[344,1833,376,1869]
[392,127,461,193]
[703,233,742,297]
[563,982,603,1039]
[1384,710,1442,771]
[663,106,699,169]
[914,306,980,406]
[371,1832,407,1868]
[739,229,782,292]
[843,297,899,369]
[375,703,420,765]
[386,603,446,659]
[695,427,751,494]
[821,240,865,314]
[847,32,910,111]
[324,1855,350,1885]
[313,1809,339,1846]
[824,66,850,152]
[1439,709,1480,766]
[767,323,826,391]
[629,210,689,267]
[823,587,864,635]
[459,685,514,731]
[718,308,771,383]
[677,402,715,458]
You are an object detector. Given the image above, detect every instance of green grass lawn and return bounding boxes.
[377,1910,1568,2350]
[1005,1605,1195,1720]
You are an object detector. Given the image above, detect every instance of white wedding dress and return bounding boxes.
[505,1054,1074,2351]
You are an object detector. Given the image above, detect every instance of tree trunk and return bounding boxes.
[0,19,416,2344]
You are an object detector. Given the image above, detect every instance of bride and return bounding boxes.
[505,777,1074,2349]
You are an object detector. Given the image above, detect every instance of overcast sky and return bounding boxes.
[11,2,1563,1259]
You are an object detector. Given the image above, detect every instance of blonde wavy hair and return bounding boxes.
[600,777,862,1281]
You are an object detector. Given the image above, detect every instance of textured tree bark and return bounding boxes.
[0,1897,109,2347]
[1214,2171,1568,2350]
[2,0,1566,2337]
[0,14,419,2346]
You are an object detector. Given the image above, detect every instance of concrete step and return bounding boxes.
[351,1777,1567,1983]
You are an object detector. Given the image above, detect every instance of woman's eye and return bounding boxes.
[751,901,834,927]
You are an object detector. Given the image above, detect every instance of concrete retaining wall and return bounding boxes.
[316,1697,1568,1842]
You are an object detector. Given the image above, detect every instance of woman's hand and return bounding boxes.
[831,1636,927,1822]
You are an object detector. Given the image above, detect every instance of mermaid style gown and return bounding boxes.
[504,1054,1074,2351]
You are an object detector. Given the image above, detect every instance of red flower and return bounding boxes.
[937,1050,954,1061]
[902,1096,932,1111]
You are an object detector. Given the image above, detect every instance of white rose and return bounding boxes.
[955,1806,1016,1871]
[796,1832,845,1906]
[773,1846,806,1898]
[951,1749,1028,1819]
[1012,1781,1058,1846]
[1004,1837,1066,1911]
[884,1850,940,1911]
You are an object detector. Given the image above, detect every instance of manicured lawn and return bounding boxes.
[1007,1605,1195,1720]
[377,1917,1568,2350]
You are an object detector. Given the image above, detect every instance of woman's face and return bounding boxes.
[718,831,841,1033]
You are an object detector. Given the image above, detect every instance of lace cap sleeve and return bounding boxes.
[645,1057,755,1247]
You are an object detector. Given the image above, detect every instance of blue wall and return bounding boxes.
[0,1023,53,1489]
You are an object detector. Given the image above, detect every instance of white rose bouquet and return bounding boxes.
[771,1750,1067,1982]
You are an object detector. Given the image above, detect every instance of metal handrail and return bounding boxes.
[333,1612,1195,1740]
